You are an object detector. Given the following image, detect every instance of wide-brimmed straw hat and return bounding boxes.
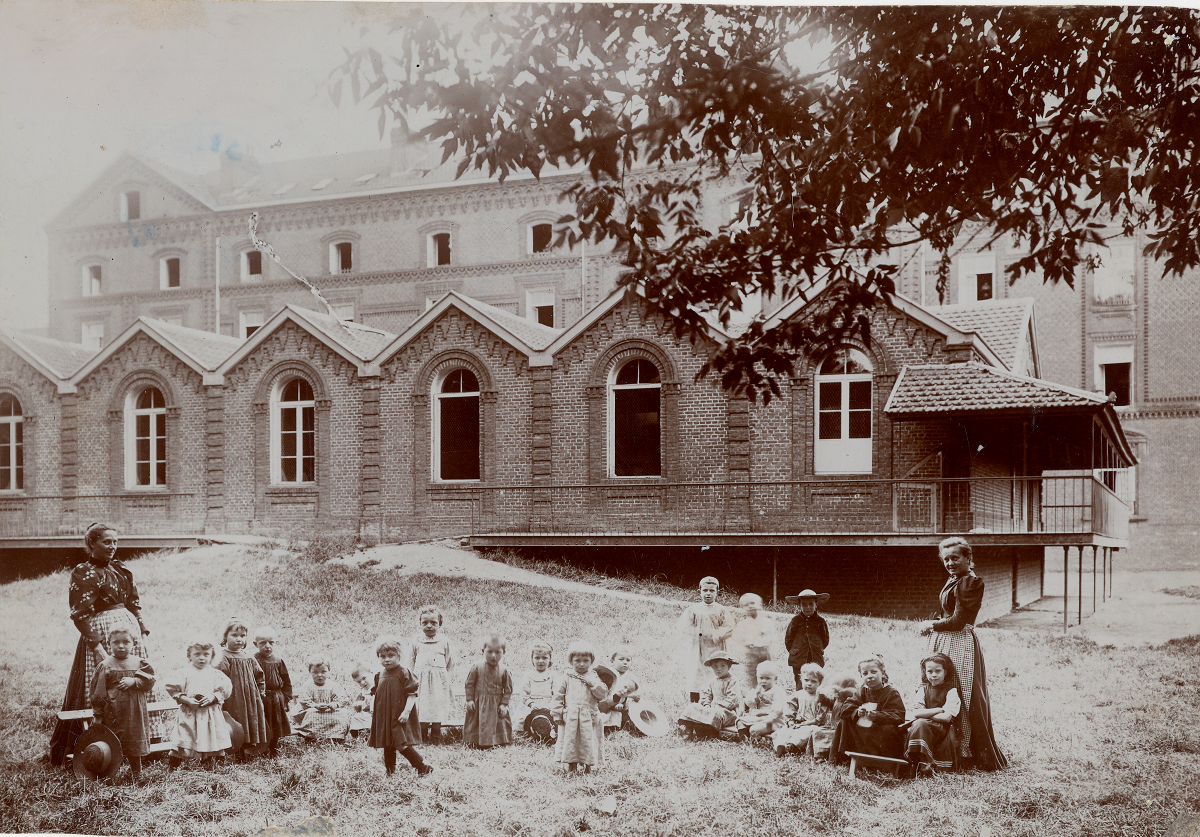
[784,589,831,605]
[525,708,555,743]
[73,725,123,780]
[629,700,671,737]
[703,650,739,667]
[593,664,618,689]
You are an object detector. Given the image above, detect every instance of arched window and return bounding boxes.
[435,369,480,481]
[814,347,873,474]
[610,358,661,477]
[0,394,23,491]
[275,378,316,484]
[126,386,166,487]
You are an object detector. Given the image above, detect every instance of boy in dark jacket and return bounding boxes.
[783,589,830,691]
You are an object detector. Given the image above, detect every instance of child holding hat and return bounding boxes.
[678,650,743,740]
[676,576,734,703]
[784,589,830,691]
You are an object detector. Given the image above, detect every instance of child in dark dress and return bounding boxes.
[89,627,154,782]
[832,656,906,766]
[215,617,268,760]
[369,637,432,776]
[253,626,292,757]
[464,634,514,749]
[783,589,830,691]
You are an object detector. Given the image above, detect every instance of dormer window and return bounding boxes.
[82,264,102,296]
[312,178,335,191]
[160,257,181,289]
[241,250,263,282]
[329,241,353,274]
[120,191,140,222]
[428,232,451,267]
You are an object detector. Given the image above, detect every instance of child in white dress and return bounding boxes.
[675,577,733,703]
[553,640,608,773]
[164,639,232,768]
[513,641,557,737]
[729,593,772,691]
[737,660,787,739]
[293,655,349,743]
[773,663,829,756]
[347,662,374,741]
[602,647,640,731]
[408,605,456,744]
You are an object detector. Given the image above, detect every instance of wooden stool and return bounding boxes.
[58,700,180,762]
[846,751,908,778]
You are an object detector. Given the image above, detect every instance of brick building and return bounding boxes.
[0,144,1147,618]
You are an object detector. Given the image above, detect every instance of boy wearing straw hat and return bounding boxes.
[676,577,734,703]
[784,589,831,691]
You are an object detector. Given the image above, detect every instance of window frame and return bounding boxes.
[81,321,105,350]
[525,288,555,328]
[813,347,874,475]
[329,241,353,275]
[0,393,23,493]
[239,311,265,339]
[428,231,452,267]
[432,367,482,483]
[528,222,554,255]
[159,256,181,290]
[120,190,140,222]
[270,377,317,485]
[608,358,662,478]
[82,263,103,297]
[241,249,264,282]
[124,386,167,489]
[1094,344,1134,408]
[957,253,995,304]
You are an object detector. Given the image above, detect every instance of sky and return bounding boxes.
[0,0,423,333]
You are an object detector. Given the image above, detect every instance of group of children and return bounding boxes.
[86,576,961,783]
[676,576,965,778]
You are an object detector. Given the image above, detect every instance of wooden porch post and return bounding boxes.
[1063,545,1069,632]
[1092,545,1098,613]
[1101,547,1107,603]
[772,549,778,606]
[1077,544,1083,627]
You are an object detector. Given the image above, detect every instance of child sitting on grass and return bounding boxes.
[408,605,456,744]
[252,626,292,758]
[514,641,557,740]
[904,652,962,777]
[369,636,432,776]
[164,639,231,769]
[737,659,787,740]
[811,675,857,760]
[601,647,640,732]
[215,617,267,761]
[554,640,608,773]
[678,650,743,740]
[347,662,374,741]
[772,662,828,756]
[464,634,514,749]
[293,655,348,744]
[832,656,906,766]
[89,627,155,782]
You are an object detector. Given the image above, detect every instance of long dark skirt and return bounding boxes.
[905,719,960,772]
[930,628,1007,770]
[831,718,905,763]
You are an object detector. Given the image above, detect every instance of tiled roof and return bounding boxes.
[10,333,96,378]
[934,298,1034,372]
[286,306,397,361]
[460,296,563,351]
[143,319,242,371]
[885,362,1108,416]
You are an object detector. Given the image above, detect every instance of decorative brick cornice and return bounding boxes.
[1119,408,1200,420]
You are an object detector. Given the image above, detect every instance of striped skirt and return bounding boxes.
[929,626,976,757]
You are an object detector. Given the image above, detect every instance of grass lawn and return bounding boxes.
[0,545,1197,836]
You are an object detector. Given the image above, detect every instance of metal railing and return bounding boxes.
[426,475,1130,540]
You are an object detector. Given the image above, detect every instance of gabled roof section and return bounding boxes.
[763,279,1009,371]
[377,292,563,368]
[546,285,729,358]
[48,154,216,229]
[71,318,241,385]
[885,362,1108,416]
[4,332,97,381]
[218,305,397,377]
[934,298,1038,377]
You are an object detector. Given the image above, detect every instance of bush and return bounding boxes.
[295,532,357,563]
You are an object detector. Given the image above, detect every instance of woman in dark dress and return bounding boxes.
[917,537,1007,770]
[49,523,172,765]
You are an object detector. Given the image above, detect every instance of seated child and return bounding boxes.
[553,640,608,773]
[347,662,374,741]
[293,656,349,743]
[772,662,829,756]
[737,660,787,740]
[90,627,155,782]
[164,639,232,769]
[601,647,640,732]
[513,641,557,739]
[831,655,906,766]
[678,650,743,740]
[810,675,857,760]
[904,652,962,776]
[463,634,514,749]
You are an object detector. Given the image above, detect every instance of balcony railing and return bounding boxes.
[428,475,1131,540]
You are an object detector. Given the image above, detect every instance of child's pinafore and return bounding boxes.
[164,666,232,756]
[553,672,607,767]
[408,635,457,725]
[215,650,268,748]
[90,657,155,757]
[463,660,513,747]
